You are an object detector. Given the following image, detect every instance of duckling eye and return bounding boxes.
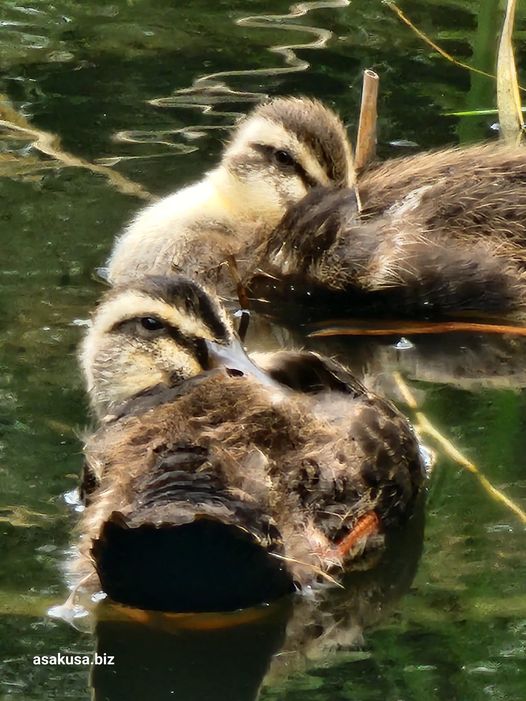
[273,149,295,168]
[140,317,164,331]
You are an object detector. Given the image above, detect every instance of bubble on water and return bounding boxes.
[419,444,436,475]
[48,602,89,622]
[393,337,414,350]
[70,318,90,328]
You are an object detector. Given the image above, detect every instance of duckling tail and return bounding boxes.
[91,511,295,613]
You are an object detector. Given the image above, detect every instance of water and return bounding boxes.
[1,0,526,699]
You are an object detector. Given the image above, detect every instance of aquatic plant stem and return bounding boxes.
[392,372,526,525]
[384,1,525,92]
[497,0,524,143]
[309,319,526,338]
[334,512,381,558]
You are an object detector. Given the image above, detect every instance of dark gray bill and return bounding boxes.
[205,339,280,389]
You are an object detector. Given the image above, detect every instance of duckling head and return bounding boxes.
[81,275,273,417]
[211,96,354,226]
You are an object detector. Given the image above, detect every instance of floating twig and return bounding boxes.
[384,1,525,92]
[309,319,526,338]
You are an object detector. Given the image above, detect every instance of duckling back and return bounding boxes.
[78,358,423,611]
[360,143,526,230]
[248,143,526,319]
[80,377,295,612]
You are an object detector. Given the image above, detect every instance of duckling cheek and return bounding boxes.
[237,174,289,223]
[171,355,202,382]
[112,352,167,400]
[246,171,308,216]
[278,176,309,208]
[156,339,203,381]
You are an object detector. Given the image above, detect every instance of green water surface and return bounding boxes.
[1,1,525,699]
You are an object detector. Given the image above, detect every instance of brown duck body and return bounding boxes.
[248,143,526,319]
[77,276,423,612]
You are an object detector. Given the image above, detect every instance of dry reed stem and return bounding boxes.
[497,0,524,144]
[392,372,526,525]
[355,69,379,172]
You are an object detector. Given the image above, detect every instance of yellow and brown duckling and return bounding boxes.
[77,275,424,612]
[106,97,353,295]
[248,143,526,320]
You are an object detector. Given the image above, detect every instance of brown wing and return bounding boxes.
[259,352,424,544]
[344,393,424,526]
[258,349,368,397]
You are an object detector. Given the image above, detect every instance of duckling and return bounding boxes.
[106,98,353,295]
[77,275,424,612]
[247,143,526,319]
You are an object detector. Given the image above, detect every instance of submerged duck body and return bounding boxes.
[249,143,526,319]
[106,98,353,295]
[77,276,423,612]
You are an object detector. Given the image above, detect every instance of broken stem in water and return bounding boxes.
[392,372,526,525]
[308,319,526,338]
[355,69,379,172]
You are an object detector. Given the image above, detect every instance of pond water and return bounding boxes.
[1,0,526,699]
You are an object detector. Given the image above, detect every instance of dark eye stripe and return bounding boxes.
[251,143,320,190]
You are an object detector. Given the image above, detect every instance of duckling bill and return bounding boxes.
[248,143,526,320]
[77,275,424,612]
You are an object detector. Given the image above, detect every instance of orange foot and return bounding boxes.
[334,511,381,559]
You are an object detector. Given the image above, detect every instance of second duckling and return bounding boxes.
[77,276,424,612]
[106,97,353,296]
[248,143,526,319]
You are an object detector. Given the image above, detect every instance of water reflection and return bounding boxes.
[90,501,424,701]
[92,604,290,701]
[116,0,351,159]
